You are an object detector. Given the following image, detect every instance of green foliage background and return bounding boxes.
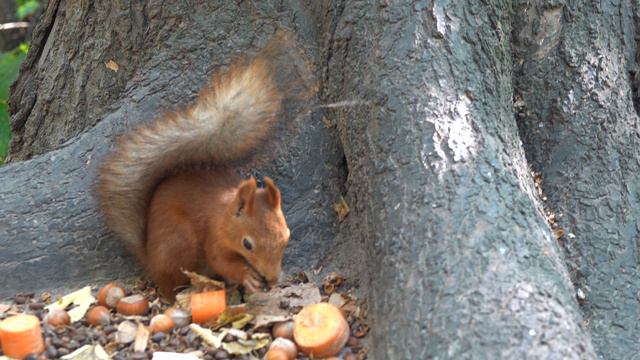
[0,0,39,163]
[0,45,27,163]
[16,0,39,20]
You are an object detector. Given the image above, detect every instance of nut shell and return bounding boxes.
[116,294,149,316]
[164,307,191,328]
[272,321,294,340]
[44,308,70,327]
[97,283,125,308]
[269,337,297,360]
[265,348,290,360]
[149,314,175,333]
[87,306,111,326]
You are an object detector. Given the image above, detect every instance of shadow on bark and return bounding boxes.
[513,2,640,358]
[5,0,631,358]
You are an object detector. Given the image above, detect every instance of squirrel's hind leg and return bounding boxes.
[145,208,203,299]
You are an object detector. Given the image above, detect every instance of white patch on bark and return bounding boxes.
[434,2,447,37]
[446,95,476,162]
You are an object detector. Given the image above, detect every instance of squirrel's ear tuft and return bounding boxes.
[236,176,257,216]
[263,176,281,209]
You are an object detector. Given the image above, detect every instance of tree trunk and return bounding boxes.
[320,1,593,358]
[4,0,639,358]
[513,1,640,358]
[2,0,344,299]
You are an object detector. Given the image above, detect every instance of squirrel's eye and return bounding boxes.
[242,237,254,251]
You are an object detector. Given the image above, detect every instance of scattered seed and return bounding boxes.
[152,332,166,343]
[28,302,44,310]
[131,351,147,359]
[179,326,190,336]
[214,349,230,359]
[8,272,369,359]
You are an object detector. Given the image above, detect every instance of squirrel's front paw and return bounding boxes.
[242,269,266,293]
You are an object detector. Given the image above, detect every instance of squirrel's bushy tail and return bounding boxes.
[96,32,314,259]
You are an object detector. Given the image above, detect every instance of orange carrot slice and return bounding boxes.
[191,289,226,324]
[293,303,349,357]
[0,314,44,359]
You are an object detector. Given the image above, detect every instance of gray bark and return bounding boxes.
[2,0,344,296]
[513,1,640,358]
[5,0,637,358]
[320,1,593,358]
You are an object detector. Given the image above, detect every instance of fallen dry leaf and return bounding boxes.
[221,338,270,355]
[333,196,350,222]
[0,303,10,313]
[46,286,96,323]
[46,286,94,311]
[116,320,137,344]
[40,292,52,304]
[253,314,290,330]
[105,60,119,72]
[226,288,243,306]
[321,116,333,128]
[252,332,271,340]
[356,298,368,320]
[226,303,247,316]
[134,322,150,352]
[67,301,93,323]
[209,309,252,330]
[355,346,369,359]
[182,270,225,291]
[552,227,565,239]
[323,272,346,294]
[287,271,309,284]
[353,321,369,338]
[326,272,345,287]
[175,288,193,310]
[231,313,254,329]
[190,323,226,348]
[342,302,358,319]
[247,282,321,317]
[60,344,109,360]
[328,292,347,308]
[152,352,199,360]
[323,282,335,294]
[225,327,248,340]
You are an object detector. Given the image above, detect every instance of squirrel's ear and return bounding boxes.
[263,176,281,209]
[236,176,257,216]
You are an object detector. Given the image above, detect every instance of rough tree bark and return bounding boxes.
[2,0,637,358]
[2,0,344,299]
[513,1,640,358]
[321,1,592,358]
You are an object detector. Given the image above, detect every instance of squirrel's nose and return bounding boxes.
[266,270,282,286]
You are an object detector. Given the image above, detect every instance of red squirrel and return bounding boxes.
[96,33,313,298]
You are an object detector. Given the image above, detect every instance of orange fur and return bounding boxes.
[146,171,289,296]
[96,32,312,297]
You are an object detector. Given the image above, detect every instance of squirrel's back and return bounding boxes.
[96,32,314,259]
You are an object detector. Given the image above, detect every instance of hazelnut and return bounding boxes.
[149,314,175,333]
[87,306,111,326]
[116,294,149,316]
[269,337,297,360]
[44,308,70,327]
[97,283,125,308]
